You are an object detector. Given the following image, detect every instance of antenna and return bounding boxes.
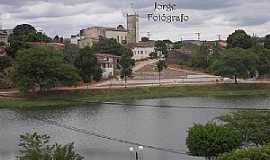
[194,32,201,41]
[147,32,151,39]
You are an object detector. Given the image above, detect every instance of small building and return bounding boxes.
[70,34,80,45]
[128,41,155,61]
[96,53,120,79]
[0,31,8,45]
[0,47,7,56]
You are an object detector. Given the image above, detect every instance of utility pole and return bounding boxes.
[194,32,200,41]
[217,34,221,41]
[0,12,2,30]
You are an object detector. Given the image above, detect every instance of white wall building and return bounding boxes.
[129,41,155,61]
[70,35,80,45]
[96,53,120,79]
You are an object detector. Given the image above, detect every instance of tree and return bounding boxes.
[217,111,270,146]
[155,40,168,58]
[0,56,14,88]
[186,123,241,160]
[264,34,270,49]
[74,47,102,83]
[227,29,252,49]
[63,43,80,64]
[54,35,60,42]
[149,52,158,59]
[210,48,258,84]
[17,132,83,160]
[191,43,210,68]
[251,48,270,76]
[119,52,135,88]
[173,41,183,49]
[8,24,52,57]
[218,144,270,160]
[92,37,128,56]
[156,60,167,85]
[27,32,52,42]
[14,46,81,93]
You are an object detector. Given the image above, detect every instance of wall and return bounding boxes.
[105,30,127,44]
[132,47,154,60]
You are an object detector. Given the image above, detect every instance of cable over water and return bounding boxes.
[34,117,189,156]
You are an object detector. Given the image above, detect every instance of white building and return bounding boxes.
[96,53,120,79]
[70,34,80,45]
[129,41,155,61]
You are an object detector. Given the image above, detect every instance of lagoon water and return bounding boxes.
[1,97,270,160]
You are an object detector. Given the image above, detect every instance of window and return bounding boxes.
[141,51,143,54]
[117,36,119,42]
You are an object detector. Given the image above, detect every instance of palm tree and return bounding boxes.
[156,60,167,85]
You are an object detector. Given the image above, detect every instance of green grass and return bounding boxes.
[1,84,270,109]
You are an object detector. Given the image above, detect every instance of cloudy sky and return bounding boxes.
[0,0,269,41]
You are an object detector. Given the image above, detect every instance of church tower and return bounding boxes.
[127,3,139,44]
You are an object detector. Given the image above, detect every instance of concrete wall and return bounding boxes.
[105,30,127,44]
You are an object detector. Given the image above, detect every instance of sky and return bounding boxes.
[0,0,269,41]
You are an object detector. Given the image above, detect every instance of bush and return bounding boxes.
[186,123,241,160]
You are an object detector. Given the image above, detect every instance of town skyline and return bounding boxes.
[0,0,270,41]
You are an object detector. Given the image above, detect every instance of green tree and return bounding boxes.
[156,60,167,85]
[119,52,135,88]
[92,37,128,56]
[63,44,80,64]
[218,144,270,160]
[186,123,241,160]
[191,43,210,68]
[149,52,158,59]
[155,40,168,58]
[52,143,83,160]
[17,132,83,160]
[54,35,60,43]
[173,41,183,49]
[217,111,270,146]
[210,48,258,84]
[14,47,80,93]
[264,34,270,49]
[0,56,14,88]
[250,48,270,76]
[74,47,102,83]
[227,29,252,49]
[27,32,52,42]
[8,24,52,57]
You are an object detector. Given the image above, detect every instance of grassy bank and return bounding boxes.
[1,84,270,109]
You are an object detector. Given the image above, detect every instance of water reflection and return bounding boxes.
[1,96,270,160]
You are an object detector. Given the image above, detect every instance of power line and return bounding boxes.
[33,117,189,156]
[70,101,270,111]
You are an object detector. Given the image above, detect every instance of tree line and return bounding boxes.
[0,24,135,93]
[188,29,270,83]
